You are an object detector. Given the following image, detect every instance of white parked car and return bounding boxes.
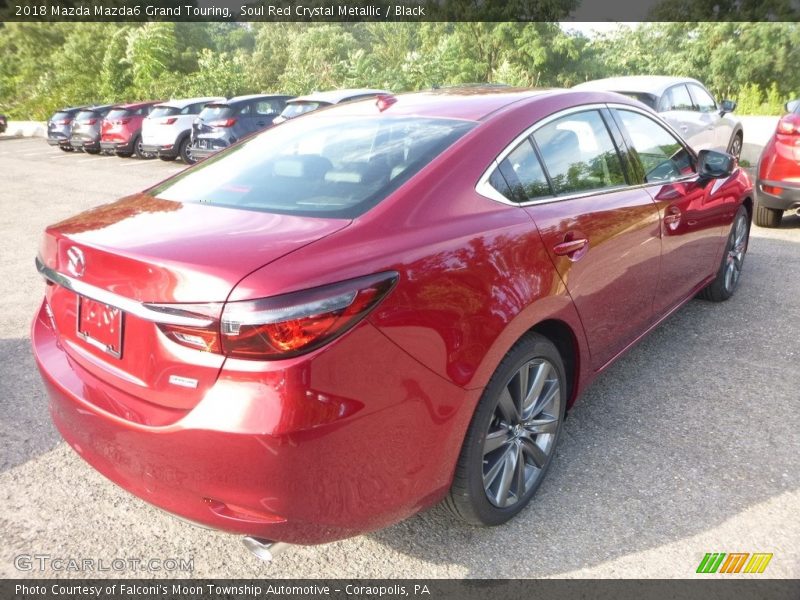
[142,96,224,164]
[573,76,743,159]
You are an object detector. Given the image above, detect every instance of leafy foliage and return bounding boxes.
[0,21,797,119]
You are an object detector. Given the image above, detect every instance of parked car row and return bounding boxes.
[45,89,390,164]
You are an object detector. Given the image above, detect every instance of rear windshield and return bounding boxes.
[75,110,100,120]
[199,105,234,120]
[51,112,72,121]
[280,101,329,119]
[149,106,181,118]
[153,116,475,219]
[106,109,132,120]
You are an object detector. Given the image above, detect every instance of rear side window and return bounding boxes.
[152,116,475,219]
[533,110,626,195]
[238,104,253,116]
[490,139,551,202]
[615,109,695,183]
[254,100,283,116]
[199,105,234,120]
[660,85,694,112]
[616,92,657,110]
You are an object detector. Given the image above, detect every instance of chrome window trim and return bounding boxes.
[475,102,698,208]
[35,256,216,328]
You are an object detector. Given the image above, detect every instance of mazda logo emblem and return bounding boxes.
[66,246,86,278]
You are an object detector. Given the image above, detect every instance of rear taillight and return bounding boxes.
[163,117,178,125]
[209,118,236,128]
[155,272,398,360]
[83,118,97,125]
[777,114,800,136]
[57,118,72,125]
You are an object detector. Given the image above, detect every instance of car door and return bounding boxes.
[611,107,729,315]
[659,84,712,151]
[253,99,282,130]
[236,102,256,136]
[687,83,731,152]
[488,108,662,370]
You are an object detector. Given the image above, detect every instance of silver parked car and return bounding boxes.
[574,76,743,158]
[142,96,224,164]
[271,88,391,125]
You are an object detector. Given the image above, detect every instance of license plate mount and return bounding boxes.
[76,295,124,359]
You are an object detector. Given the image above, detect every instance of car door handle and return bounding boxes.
[256,121,266,127]
[664,207,682,230]
[553,238,588,256]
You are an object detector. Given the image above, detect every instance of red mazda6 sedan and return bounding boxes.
[32,88,753,556]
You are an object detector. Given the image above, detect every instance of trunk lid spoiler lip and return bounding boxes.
[35,256,215,328]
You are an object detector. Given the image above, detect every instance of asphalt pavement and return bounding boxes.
[0,136,797,578]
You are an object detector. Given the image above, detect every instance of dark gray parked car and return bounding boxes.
[191,94,293,160]
[69,105,113,154]
[46,106,87,151]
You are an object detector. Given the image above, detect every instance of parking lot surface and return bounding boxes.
[0,136,798,578]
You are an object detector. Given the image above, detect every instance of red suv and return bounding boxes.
[32,89,752,557]
[100,102,161,158]
[755,99,800,227]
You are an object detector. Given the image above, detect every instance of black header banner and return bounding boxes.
[2,0,800,22]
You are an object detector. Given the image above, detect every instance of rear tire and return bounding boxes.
[85,148,100,155]
[59,146,73,152]
[698,205,750,302]
[178,137,196,165]
[754,202,783,228]
[159,155,177,162]
[444,333,566,526]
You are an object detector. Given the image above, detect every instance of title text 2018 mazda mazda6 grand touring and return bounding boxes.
[32,88,752,558]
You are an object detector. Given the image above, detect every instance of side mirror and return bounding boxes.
[786,99,800,113]
[697,149,735,180]
[719,99,737,115]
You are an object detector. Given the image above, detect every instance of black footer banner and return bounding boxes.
[2,579,799,600]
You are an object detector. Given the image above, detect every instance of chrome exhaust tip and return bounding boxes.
[242,536,290,562]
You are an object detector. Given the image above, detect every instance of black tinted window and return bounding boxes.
[75,111,99,121]
[493,139,551,202]
[153,116,475,219]
[51,111,72,121]
[533,110,626,195]
[616,109,695,183]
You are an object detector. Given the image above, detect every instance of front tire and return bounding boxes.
[444,333,566,526]
[698,205,750,302]
[729,132,743,161]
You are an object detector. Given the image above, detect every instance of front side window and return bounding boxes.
[152,116,475,218]
[615,109,695,183]
[660,85,695,112]
[687,84,717,113]
[533,110,626,195]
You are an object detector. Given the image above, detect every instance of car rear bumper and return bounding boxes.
[101,139,134,153]
[142,143,177,157]
[756,179,800,211]
[70,138,100,151]
[31,299,474,544]
[47,136,71,147]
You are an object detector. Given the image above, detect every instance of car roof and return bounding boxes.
[289,88,392,105]
[111,101,162,110]
[574,76,703,97]
[79,104,114,112]
[220,94,293,106]
[155,96,225,109]
[314,87,559,122]
[56,106,90,112]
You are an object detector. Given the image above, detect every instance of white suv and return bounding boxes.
[142,96,224,164]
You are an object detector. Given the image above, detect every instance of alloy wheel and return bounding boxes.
[724,212,748,293]
[482,358,561,508]
[730,135,742,160]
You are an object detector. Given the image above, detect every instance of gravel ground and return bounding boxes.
[0,136,798,579]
